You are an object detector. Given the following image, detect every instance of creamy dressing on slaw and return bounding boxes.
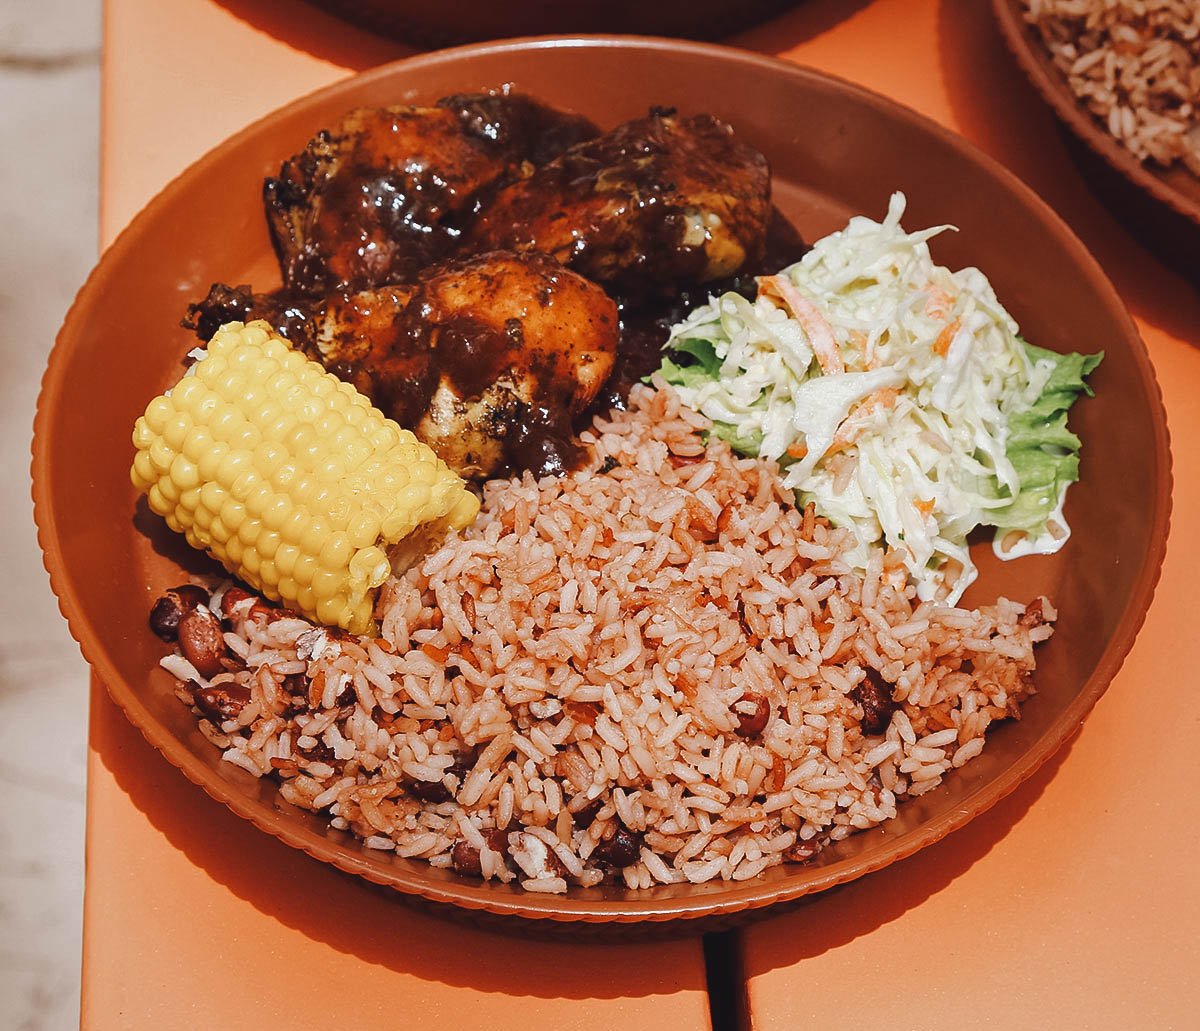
[661,193,1097,602]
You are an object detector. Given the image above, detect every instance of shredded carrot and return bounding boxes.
[865,388,898,410]
[420,642,450,663]
[828,389,900,451]
[786,441,809,460]
[999,530,1026,553]
[925,286,955,319]
[932,318,960,357]
[915,498,935,517]
[758,274,845,374]
[823,437,852,457]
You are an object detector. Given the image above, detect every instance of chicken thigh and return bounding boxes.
[264,92,597,294]
[184,250,619,479]
[464,109,771,302]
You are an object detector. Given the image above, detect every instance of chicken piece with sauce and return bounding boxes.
[264,92,598,294]
[184,251,619,479]
[464,108,771,302]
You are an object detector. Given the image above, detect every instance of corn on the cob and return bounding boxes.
[131,320,479,634]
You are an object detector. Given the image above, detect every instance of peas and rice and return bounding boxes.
[134,197,1094,893]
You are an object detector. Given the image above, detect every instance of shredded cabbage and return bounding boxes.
[659,192,1101,602]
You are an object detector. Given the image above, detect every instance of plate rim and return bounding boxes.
[32,33,1173,923]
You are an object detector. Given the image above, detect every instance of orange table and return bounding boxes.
[84,0,1200,1027]
[86,2,712,1027]
[733,3,1200,1029]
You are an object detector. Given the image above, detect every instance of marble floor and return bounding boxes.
[2,1,100,1028]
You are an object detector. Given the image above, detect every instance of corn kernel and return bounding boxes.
[172,375,203,408]
[157,478,180,505]
[312,569,341,602]
[144,396,174,435]
[236,517,261,547]
[347,511,381,550]
[199,480,224,515]
[131,449,155,487]
[169,455,201,492]
[197,442,227,483]
[257,529,280,561]
[262,496,290,531]
[293,554,317,587]
[316,597,343,626]
[275,542,299,577]
[149,438,175,474]
[183,426,214,463]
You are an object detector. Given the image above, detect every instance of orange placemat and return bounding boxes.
[81,1,1199,1026]
[733,2,1200,1026]
[83,2,712,1025]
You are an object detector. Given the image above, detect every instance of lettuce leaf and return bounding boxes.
[659,336,765,455]
[990,342,1102,532]
[656,335,723,392]
[710,420,763,455]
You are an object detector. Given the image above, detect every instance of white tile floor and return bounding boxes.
[2,1,100,1028]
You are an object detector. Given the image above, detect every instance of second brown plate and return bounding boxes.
[33,37,1169,926]
[994,0,1200,227]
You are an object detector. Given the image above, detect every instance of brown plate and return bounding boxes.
[305,0,797,48]
[993,0,1200,227]
[33,36,1170,926]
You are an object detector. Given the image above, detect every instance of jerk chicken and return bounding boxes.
[190,93,781,481]
[264,92,598,294]
[464,109,772,302]
[185,251,619,479]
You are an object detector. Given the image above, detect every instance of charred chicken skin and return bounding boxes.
[187,96,779,481]
[464,109,771,301]
[185,251,619,479]
[264,92,598,295]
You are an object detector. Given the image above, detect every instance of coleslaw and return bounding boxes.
[659,192,1101,602]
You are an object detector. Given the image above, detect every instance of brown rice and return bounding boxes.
[1024,0,1200,174]
[160,383,1054,893]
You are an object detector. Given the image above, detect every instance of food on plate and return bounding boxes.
[1023,0,1200,175]
[131,321,479,633]
[660,193,1101,602]
[265,92,598,293]
[135,94,1090,893]
[185,250,620,479]
[465,109,771,300]
[198,100,775,481]
[151,385,1053,891]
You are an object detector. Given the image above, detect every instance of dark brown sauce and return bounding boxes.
[506,404,584,479]
[585,207,809,420]
[190,97,807,483]
[465,110,772,303]
[266,94,600,296]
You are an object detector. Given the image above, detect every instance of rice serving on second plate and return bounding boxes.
[1024,0,1200,175]
[165,383,1053,893]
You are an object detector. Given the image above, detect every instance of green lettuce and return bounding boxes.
[990,342,1102,532]
[658,335,766,454]
[657,336,723,390]
[710,420,764,455]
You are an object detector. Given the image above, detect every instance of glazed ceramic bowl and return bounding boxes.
[33,37,1170,925]
[993,0,1200,228]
